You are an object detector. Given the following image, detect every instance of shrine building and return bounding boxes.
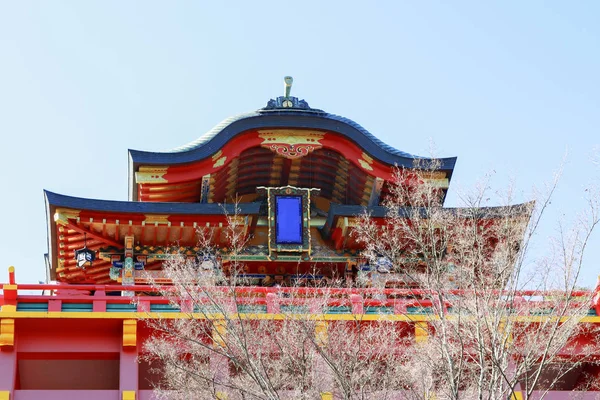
[0,77,599,399]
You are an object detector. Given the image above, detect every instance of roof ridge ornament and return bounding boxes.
[284,76,293,98]
[261,76,324,113]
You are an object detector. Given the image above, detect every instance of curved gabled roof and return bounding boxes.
[128,98,457,170]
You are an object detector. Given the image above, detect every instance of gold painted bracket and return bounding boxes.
[315,320,328,347]
[123,319,137,348]
[415,321,429,343]
[0,319,15,350]
[212,319,227,348]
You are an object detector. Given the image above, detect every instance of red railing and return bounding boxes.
[1,267,599,315]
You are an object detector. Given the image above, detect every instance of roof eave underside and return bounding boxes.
[322,202,534,238]
[45,190,262,279]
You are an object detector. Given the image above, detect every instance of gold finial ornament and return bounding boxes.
[284,76,293,98]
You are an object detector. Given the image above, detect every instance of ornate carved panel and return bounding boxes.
[258,129,325,159]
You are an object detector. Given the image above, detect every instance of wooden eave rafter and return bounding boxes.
[135,130,410,202]
[134,129,452,206]
[52,207,255,284]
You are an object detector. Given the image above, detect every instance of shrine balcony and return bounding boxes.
[2,282,600,318]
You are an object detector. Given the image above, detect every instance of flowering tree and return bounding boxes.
[142,162,600,400]
[353,161,600,399]
[142,257,411,399]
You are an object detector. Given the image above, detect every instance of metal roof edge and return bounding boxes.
[321,201,534,238]
[44,190,262,215]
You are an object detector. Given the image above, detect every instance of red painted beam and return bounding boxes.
[63,222,122,248]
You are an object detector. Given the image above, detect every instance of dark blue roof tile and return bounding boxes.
[129,108,457,170]
[45,191,261,215]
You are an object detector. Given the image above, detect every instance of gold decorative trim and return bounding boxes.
[423,178,449,189]
[358,159,373,171]
[53,208,81,225]
[211,150,223,161]
[357,152,374,171]
[420,171,446,179]
[213,156,227,168]
[143,215,170,224]
[135,166,169,184]
[258,129,325,159]
[1,310,599,323]
[261,186,319,257]
[258,129,325,145]
[123,391,136,400]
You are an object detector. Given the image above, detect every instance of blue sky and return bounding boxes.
[0,2,599,286]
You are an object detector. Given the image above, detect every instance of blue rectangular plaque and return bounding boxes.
[275,196,303,244]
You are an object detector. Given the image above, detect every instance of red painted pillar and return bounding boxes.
[266,293,280,313]
[350,294,364,314]
[121,320,138,399]
[93,287,107,312]
[210,352,230,398]
[0,270,17,398]
[314,321,334,398]
[0,319,17,398]
[211,320,230,399]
